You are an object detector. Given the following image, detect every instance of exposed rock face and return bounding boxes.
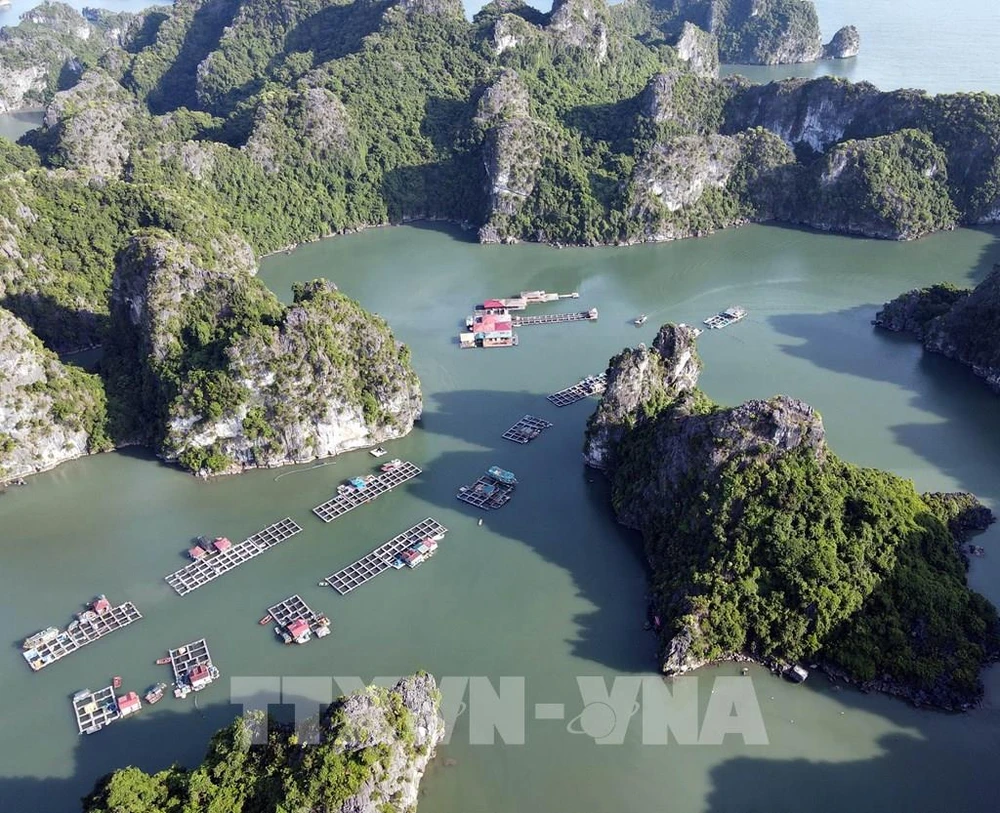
[794,129,957,240]
[38,69,141,178]
[245,87,351,172]
[631,134,741,215]
[674,21,719,79]
[587,324,1000,708]
[396,0,465,17]
[0,307,107,479]
[639,69,730,133]
[479,114,548,243]
[327,674,445,812]
[474,68,530,126]
[108,231,421,475]
[0,2,140,113]
[876,267,1000,393]
[823,24,859,59]
[583,323,701,470]
[547,0,610,62]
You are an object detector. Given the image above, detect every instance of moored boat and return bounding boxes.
[369,446,387,457]
[144,683,167,704]
[258,614,272,625]
[112,675,122,689]
[155,656,170,665]
[634,314,647,326]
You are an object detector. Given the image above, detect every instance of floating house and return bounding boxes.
[487,466,517,485]
[703,306,747,329]
[287,618,312,644]
[461,308,518,348]
[393,537,439,569]
[212,537,232,553]
[116,692,141,717]
[189,664,213,690]
[188,545,207,560]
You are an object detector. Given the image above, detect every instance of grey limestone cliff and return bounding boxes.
[823,24,859,59]
[0,306,108,479]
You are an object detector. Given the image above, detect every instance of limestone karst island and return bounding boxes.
[1,1,1000,811]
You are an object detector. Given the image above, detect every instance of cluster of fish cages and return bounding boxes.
[322,518,448,595]
[546,373,607,407]
[164,518,303,596]
[501,415,553,444]
[456,466,518,511]
[22,597,142,672]
[312,460,421,523]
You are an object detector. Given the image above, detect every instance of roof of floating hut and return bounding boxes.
[188,545,207,560]
[212,537,232,552]
[481,299,505,309]
[92,596,111,614]
[117,692,141,713]
[487,466,517,484]
[349,477,367,490]
[287,618,310,638]
[189,664,211,684]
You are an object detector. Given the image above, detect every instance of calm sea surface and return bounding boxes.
[2,2,1000,812]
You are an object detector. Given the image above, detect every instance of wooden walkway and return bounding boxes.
[168,638,214,684]
[323,518,447,595]
[502,415,553,444]
[312,461,421,523]
[456,475,515,511]
[72,685,118,735]
[165,518,303,596]
[22,601,142,672]
[547,372,607,407]
[512,309,598,327]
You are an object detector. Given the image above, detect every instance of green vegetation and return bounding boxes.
[597,347,999,707]
[84,678,439,813]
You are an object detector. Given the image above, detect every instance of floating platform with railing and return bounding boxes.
[72,685,119,734]
[164,518,302,596]
[456,466,517,511]
[511,308,598,327]
[703,306,747,329]
[502,415,553,444]
[322,518,448,595]
[546,372,607,407]
[268,594,330,643]
[312,460,421,523]
[22,596,142,672]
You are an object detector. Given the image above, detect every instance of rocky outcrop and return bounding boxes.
[793,129,957,240]
[37,69,141,178]
[583,323,701,470]
[589,324,1000,709]
[478,114,549,243]
[0,306,108,479]
[396,0,465,18]
[631,134,741,216]
[876,266,1000,393]
[639,69,732,133]
[547,0,609,62]
[245,87,352,172]
[108,230,421,475]
[823,24,859,59]
[474,68,530,126]
[0,2,140,113]
[674,21,718,79]
[84,674,444,812]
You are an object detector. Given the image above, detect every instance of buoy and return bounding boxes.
[478,518,483,526]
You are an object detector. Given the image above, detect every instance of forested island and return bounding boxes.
[83,674,444,813]
[584,324,1000,709]
[1,0,999,479]
[875,265,1000,394]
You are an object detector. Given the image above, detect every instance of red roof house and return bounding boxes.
[92,596,111,614]
[188,664,212,688]
[188,545,207,560]
[287,618,311,642]
[116,691,141,716]
[212,537,232,553]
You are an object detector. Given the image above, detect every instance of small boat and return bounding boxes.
[144,683,167,704]
[155,656,170,665]
[73,688,92,702]
[634,314,647,326]
[112,675,122,689]
[380,458,403,472]
[786,664,809,683]
[258,614,272,625]
[369,446,388,458]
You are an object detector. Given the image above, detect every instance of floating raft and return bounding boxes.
[502,415,553,444]
[703,305,747,329]
[164,518,303,596]
[72,686,118,735]
[323,517,448,595]
[511,308,598,327]
[22,600,142,672]
[268,594,330,640]
[312,461,421,523]
[456,472,516,511]
[547,372,607,407]
[490,291,579,310]
[168,638,214,684]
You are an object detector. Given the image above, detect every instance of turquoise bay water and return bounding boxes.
[2,223,1000,812]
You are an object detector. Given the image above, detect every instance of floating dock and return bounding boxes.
[164,518,303,596]
[490,291,579,311]
[456,467,517,511]
[502,415,553,444]
[72,686,118,735]
[168,638,214,683]
[268,594,330,642]
[312,461,421,523]
[703,306,747,329]
[511,308,598,327]
[322,518,448,595]
[22,597,142,672]
[547,372,607,407]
